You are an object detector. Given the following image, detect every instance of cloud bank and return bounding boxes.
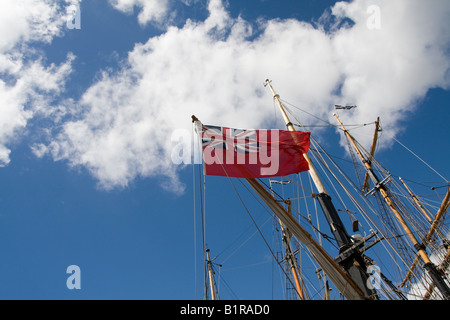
[0,0,77,166]
[4,0,449,193]
[331,0,449,130]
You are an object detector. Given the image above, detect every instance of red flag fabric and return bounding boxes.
[197,124,310,178]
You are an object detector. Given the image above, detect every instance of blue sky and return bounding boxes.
[0,0,449,300]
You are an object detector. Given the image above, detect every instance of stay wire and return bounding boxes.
[389,134,448,183]
[280,99,333,127]
[192,140,197,299]
[198,162,208,299]
[280,98,376,130]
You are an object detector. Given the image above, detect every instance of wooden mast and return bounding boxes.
[206,249,217,300]
[399,177,434,223]
[423,186,450,247]
[265,80,349,248]
[400,184,450,289]
[362,117,381,193]
[269,179,306,299]
[264,80,377,299]
[279,215,306,300]
[264,80,326,194]
[333,113,450,300]
[279,198,306,300]
[334,113,428,260]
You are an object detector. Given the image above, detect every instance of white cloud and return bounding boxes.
[0,0,76,166]
[330,0,450,140]
[108,0,172,26]
[42,0,450,192]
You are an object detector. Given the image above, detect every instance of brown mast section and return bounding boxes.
[400,182,450,290]
[206,249,217,300]
[277,198,306,300]
[362,117,381,193]
[333,113,450,300]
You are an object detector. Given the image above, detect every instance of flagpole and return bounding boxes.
[265,80,327,194]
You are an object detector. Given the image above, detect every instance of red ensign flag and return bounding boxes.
[196,123,310,178]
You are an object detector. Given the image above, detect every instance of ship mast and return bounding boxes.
[399,179,449,290]
[206,249,218,300]
[265,80,350,248]
[270,185,306,300]
[333,113,450,300]
[281,201,307,300]
[264,79,378,299]
[192,115,366,300]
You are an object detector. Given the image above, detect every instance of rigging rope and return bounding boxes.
[219,217,273,265]
[281,105,443,293]
[192,120,209,300]
[227,175,304,299]
[194,105,449,299]
[280,98,376,130]
[193,155,197,299]
[389,135,448,183]
[192,120,196,298]
[198,166,208,299]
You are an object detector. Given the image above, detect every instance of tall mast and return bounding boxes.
[399,180,449,289]
[206,249,217,300]
[362,117,381,193]
[270,188,306,300]
[282,200,307,300]
[279,214,306,300]
[264,79,377,299]
[399,177,434,223]
[265,79,350,248]
[192,115,365,300]
[333,113,450,300]
[265,80,326,194]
